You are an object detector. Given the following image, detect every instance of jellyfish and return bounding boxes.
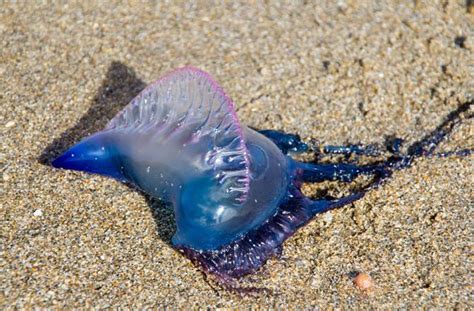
[52,67,472,281]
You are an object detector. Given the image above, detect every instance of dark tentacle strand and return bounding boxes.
[407,101,472,157]
[316,137,404,157]
[434,148,472,157]
[378,101,472,171]
[294,161,389,183]
[319,143,383,157]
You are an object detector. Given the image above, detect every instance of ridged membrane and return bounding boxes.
[106,67,250,204]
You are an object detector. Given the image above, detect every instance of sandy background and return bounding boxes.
[1,1,473,308]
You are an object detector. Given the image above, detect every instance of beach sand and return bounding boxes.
[1,1,473,308]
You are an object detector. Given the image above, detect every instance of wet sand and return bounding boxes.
[1,2,473,308]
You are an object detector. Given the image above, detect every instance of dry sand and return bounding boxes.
[1,1,473,308]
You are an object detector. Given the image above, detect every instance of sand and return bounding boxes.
[1,1,473,308]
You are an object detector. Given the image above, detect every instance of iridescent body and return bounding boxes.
[52,67,472,280]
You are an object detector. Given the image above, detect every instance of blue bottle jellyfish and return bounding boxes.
[52,67,472,281]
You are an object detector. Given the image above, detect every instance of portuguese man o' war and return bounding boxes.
[52,67,472,282]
